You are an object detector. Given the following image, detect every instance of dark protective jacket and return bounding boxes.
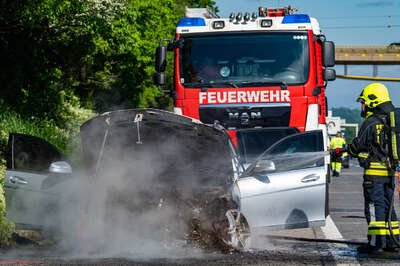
[348,114,395,179]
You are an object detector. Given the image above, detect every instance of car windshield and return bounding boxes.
[180,32,309,87]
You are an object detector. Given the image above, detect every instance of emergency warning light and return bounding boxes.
[282,14,310,24]
[177,17,206,27]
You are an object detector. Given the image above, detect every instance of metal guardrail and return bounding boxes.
[335,45,400,64]
[336,74,400,82]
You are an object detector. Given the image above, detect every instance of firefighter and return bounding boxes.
[348,83,399,253]
[330,131,346,177]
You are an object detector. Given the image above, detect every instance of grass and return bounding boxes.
[0,102,69,155]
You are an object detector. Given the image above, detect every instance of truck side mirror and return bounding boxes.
[322,41,335,67]
[155,46,167,72]
[153,72,166,86]
[323,68,336,81]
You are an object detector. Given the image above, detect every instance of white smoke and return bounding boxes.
[53,140,207,259]
[48,111,236,259]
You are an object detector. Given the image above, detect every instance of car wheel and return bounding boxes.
[220,209,251,250]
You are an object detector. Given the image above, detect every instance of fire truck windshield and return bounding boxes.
[180,32,309,87]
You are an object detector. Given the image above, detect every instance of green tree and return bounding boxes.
[0,0,218,123]
[0,0,109,126]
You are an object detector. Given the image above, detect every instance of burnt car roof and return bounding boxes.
[80,108,234,188]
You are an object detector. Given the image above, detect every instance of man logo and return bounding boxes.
[228,112,261,125]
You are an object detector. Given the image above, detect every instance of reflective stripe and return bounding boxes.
[369,221,399,227]
[364,169,394,176]
[358,152,369,159]
[368,221,399,227]
[369,226,400,231]
[369,165,387,169]
[368,221,399,235]
[369,162,386,168]
[391,111,399,160]
[376,124,383,143]
[368,229,400,235]
[388,221,399,227]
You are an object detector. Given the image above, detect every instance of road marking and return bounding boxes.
[321,215,360,265]
[322,215,343,240]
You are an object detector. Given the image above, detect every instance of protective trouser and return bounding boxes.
[331,161,342,174]
[363,175,399,249]
[331,153,342,174]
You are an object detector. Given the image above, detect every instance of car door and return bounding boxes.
[4,133,67,229]
[236,130,328,232]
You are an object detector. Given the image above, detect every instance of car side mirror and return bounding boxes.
[254,159,276,173]
[49,161,72,174]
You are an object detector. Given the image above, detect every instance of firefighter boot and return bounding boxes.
[357,244,384,254]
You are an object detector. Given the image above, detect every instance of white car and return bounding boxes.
[4,109,328,250]
[229,129,329,247]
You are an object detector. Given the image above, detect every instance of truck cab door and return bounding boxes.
[4,133,70,230]
[236,130,328,232]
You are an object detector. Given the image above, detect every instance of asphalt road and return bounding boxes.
[2,160,400,265]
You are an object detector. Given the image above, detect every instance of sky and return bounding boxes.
[215,0,400,109]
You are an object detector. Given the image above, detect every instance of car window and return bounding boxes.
[6,133,63,173]
[236,127,298,163]
[266,130,324,155]
[245,130,325,176]
[264,151,326,173]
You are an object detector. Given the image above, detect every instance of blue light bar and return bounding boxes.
[282,14,310,24]
[177,17,206,27]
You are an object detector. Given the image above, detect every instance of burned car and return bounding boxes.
[4,108,328,250]
[4,109,241,249]
[79,108,240,249]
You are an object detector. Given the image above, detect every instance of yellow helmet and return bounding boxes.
[357,83,391,108]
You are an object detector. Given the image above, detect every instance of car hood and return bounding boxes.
[80,108,234,190]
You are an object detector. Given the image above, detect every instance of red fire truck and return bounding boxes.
[155,6,336,163]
